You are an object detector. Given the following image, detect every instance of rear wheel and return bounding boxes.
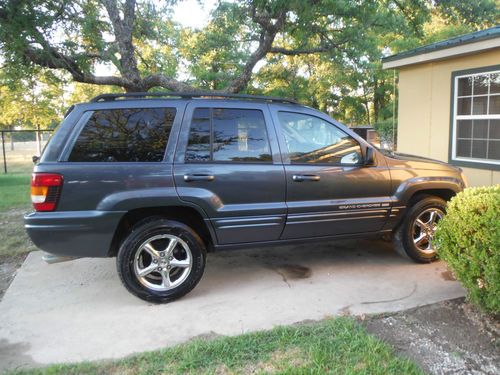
[117,218,206,303]
[393,196,446,263]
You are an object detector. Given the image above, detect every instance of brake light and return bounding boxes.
[31,173,63,211]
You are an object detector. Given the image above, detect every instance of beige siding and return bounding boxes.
[397,48,500,186]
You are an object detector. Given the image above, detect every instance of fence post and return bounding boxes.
[36,124,41,156]
[1,131,7,174]
[10,126,14,151]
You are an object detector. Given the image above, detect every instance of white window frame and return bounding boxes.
[451,69,500,166]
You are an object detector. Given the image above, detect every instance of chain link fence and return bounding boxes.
[1,128,54,174]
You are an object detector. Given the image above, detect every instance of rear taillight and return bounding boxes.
[31,173,63,212]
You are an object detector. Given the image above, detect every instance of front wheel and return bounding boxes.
[117,218,206,303]
[393,196,446,263]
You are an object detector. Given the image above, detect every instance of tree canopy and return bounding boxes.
[0,0,498,129]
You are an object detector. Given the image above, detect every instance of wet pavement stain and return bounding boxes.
[274,264,312,287]
[277,265,312,279]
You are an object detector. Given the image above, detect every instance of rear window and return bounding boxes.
[68,108,176,162]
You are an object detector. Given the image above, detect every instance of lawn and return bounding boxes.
[10,318,423,375]
[0,174,31,211]
[0,174,33,260]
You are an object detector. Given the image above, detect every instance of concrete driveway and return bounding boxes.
[0,239,465,371]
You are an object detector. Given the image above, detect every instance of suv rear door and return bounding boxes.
[271,106,392,239]
[174,101,286,245]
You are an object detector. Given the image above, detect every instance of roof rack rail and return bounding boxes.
[90,91,299,104]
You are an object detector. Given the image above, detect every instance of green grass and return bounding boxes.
[0,174,34,259]
[10,318,423,375]
[0,207,35,259]
[0,174,31,211]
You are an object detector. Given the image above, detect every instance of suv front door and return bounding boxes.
[174,102,286,245]
[271,108,391,239]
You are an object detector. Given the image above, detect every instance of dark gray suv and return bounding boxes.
[25,92,467,303]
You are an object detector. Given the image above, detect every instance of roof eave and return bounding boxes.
[382,38,500,69]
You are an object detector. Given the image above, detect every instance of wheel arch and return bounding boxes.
[394,177,463,207]
[386,177,463,233]
[107,205,216,257]
[407,188,456,207]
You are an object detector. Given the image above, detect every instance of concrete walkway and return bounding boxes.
[0,240,465,371]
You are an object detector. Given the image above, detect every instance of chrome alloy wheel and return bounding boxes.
[412,208,444,254]
[133,234,192,292]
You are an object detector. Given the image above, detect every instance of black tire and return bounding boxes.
[393,196,447,263]
[117,217,206,303]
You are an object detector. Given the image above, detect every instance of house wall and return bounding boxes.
[397,48,500,186]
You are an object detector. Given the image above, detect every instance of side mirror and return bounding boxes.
[32,155,40,164]
[364,147,375,166]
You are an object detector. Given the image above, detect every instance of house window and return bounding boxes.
[452,69,500,166]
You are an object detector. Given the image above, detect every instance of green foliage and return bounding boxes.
[10,318,423,374]
[0,70,123,129]
[0,70,64,129]
[179,2,250,90]
[435,186,500,314]
[67,82,123,104]
[0,0,498,126]
[435,0,499,26]
[374,118,398,147]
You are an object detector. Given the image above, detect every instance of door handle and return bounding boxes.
[292,174,320,182]
[184,174,215,182]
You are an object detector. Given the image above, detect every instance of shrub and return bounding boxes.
[435,185,500,313]
[374,118,397,149]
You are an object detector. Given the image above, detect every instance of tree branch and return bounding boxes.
[269,46,333,55]
[22,45,127,87]
[142,74,201,92]
[226,6,287,93]
[100,0,141,90]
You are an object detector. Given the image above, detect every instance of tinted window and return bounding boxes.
[277,112,362,165]
[69,108,175,162]
[186,108,272,162]
[185,108,211,162]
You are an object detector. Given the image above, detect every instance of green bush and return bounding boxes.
[435,185,500,313]
[374,118,397,149]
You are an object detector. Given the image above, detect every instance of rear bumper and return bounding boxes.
[24,210,125,258]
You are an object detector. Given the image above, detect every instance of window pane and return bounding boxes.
[489,119,500,140]
[489,95,500,114]
[454,72,500,163]
[457,77,472,96]
[473,74,489,95]
[473,120,488,139]
[186,108,211,162]
[471,140,487,159]
[212,109,271,162]
[278,112,362,164]
[490,73,500,94]
[456,139,471,157]
[457,97,471,115]
[488,140,500,160]
[69,108,175,162]
[472,96,488,115]
[457,120,472,138]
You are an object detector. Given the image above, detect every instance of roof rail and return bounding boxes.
[90,91,299,104]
